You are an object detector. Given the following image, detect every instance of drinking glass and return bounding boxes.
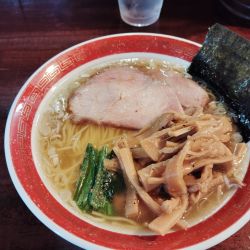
[118,0,164,27]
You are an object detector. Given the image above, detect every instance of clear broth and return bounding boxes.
[35,58,247,231]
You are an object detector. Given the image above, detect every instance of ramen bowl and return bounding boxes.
[5,33,250,250]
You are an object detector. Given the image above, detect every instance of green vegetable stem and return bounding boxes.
[73,143,124,216]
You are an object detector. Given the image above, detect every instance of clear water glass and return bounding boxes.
[118,0,164,27]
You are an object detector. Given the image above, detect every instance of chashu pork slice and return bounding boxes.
[69,66,184,129]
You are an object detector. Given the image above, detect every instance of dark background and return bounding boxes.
[1,0,249,249]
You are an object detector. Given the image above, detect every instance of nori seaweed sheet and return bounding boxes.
[188,23,250,141]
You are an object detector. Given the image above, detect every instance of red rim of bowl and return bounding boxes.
[4,33,250,250]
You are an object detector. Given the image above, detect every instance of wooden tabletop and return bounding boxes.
[1,0,249,249]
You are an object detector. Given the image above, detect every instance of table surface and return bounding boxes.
[1,0,249,249]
